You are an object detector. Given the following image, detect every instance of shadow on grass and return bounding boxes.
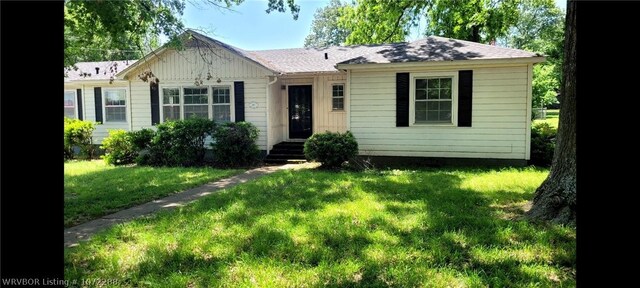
[65,167,575,287]
[64,165,240,227]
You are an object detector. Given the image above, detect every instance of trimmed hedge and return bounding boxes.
[139,118,216,167]
[530,122,557,167]
[304,131,359,169]
[211,122,261,167]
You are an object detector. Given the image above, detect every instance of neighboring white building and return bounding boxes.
[64,30,544,165]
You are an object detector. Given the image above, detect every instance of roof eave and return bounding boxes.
[336,56,546,70]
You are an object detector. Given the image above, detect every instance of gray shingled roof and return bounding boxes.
[65,60,136,81]
[247,36,540,73]
[69,33,541,80]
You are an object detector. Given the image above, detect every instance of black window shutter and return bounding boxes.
[150,82,160,125]
[94,87,103,123]
[458,70,473,127]
[396,73,410,127]
[76,88,83,120]
[234,81,245,122]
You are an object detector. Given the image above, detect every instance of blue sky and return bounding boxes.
[182,0,567,51]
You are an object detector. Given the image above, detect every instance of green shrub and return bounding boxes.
[304,131,359,169]
[130,128,155,150]
[64,117,97,159]
[141,118,216,167]
[530,122,557,167]
[101,130,136,165]
[211,122,260,167]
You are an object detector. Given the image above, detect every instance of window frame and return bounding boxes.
[102,88,128,123]
[211,85,234,123]
[328,81,346,112]
[64,89,78,119]
[409,72,458,126]
[161,87,181,122]
[159,83,235,123]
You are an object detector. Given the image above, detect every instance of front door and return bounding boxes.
[288,85,313,139]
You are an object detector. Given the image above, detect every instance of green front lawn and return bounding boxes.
[65,167,575,287]
[64,160,242,227]
[534,109,560,128]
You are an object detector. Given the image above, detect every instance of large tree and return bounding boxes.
[526,0,576,225]
[303,0,351,48]
[339,0,520,45]
[64,0,300,68]
[502,0,565,109]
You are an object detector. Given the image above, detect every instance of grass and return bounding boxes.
[534,109,559,128]
[64,160,242,227]
[65,166,575,287]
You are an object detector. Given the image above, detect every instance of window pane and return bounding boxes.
[439,110,452,121]
[163,106,180,122]
[64,107,75,118]
[163,88,179,104]
[427,79,440,89]
[213,87,230,104]
[332,84,344,96]
[184,87,208,104]
[441,88,451,99]
[440,78,452,88]
[332,98,344,110]
[184,105,208,119]
[441,101,452,110]
[427,89,439,99]
[416,89,427,100]
[213,105,231,122]
[64,91,75,106]
[427,111,439,121]
[416,79,428,89]
[105,90,126,105]
[427,101,439,110]
[415,101,427,112]
[106,107,126,122]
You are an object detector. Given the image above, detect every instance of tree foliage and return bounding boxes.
[501,0,564,108]
[425,0,520,43]
[339,0,520,45]
[339,0,426,45]
[64,0,300,69]
[304,0,351,48]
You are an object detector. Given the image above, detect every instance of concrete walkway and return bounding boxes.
[64,164,298,247]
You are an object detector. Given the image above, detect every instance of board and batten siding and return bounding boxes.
[126,47,272,150]
[349,65,531,159]
[268,78,284,150]
[280,73,347,140]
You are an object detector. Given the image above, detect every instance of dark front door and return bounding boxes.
[288,85,313,139]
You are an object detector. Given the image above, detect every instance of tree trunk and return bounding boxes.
[470,25,481,42]
[526,0,576,225]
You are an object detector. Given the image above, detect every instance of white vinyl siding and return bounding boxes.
[74,83,130,144]
[332,84,344,110]
[104,89,127,122]
[162,88,180,121]
[64,90,76,119]
[212,86,231,123]
[349,65,531,160]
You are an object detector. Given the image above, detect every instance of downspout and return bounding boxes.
[266,75,278,153]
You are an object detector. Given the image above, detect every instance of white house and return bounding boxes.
[64,30,544,165]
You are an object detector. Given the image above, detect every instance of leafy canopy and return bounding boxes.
[64,0,300,68]
[304,0,351,48]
